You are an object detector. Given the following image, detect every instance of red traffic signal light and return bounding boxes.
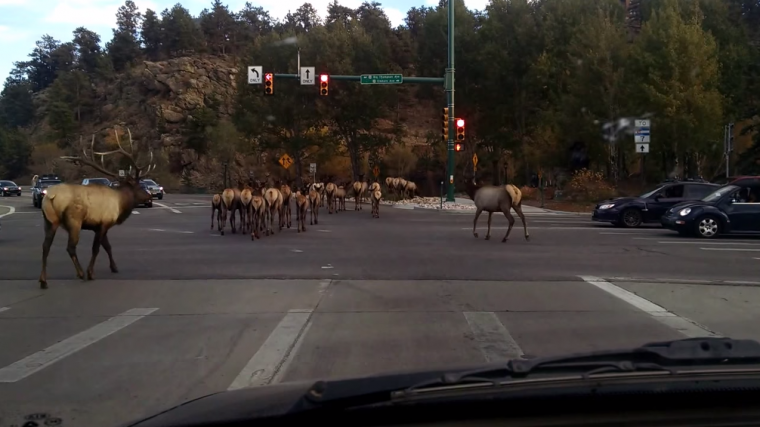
[455,143,464,152]
[456,118,465,140]
[320,74,329,95]
[264,73,273,95]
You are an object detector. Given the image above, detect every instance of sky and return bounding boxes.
[0,0,487,83]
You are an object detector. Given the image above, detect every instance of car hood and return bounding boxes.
[668,200,713,212]
[596,197,639,207]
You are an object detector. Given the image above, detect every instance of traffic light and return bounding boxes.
[320,74,329,96]
[456,118,465,141]
[455,143,464,152]
[442,107,449,141]
[264,73,274,95]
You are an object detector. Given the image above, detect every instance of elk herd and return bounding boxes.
[211,175,419,238]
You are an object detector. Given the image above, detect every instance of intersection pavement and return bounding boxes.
[1,193,758,427]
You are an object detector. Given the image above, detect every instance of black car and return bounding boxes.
[0,180,21,196]
[661,184,760,238]
[592,180,720,228]
[32,179,63,208]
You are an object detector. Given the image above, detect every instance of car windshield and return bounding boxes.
[0,181,16,186]
[142,180,157,186]
[89,178,110,185]
[40,180,61,188]
[639,185,666,198]
[702,185,739,203]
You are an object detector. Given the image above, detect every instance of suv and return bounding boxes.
[32,178,63,208]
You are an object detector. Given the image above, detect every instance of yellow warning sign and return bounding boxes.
[279,153,294,169]
[472,153,478,171]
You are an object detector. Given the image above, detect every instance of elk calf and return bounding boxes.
[40,129,155,289]
[295,191,309,232]
[371,189,382,218]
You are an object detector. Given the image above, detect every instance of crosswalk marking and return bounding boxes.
[228,309,313,390]
[578,276,719,339]
[0,308,158,383]
[464,312,523,362]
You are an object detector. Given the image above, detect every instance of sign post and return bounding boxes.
[634,119,650,183]
[309,163,316,180]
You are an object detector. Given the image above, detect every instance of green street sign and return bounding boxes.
[360,74,403,85]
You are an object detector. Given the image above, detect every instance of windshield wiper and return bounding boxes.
[402,338,760,393]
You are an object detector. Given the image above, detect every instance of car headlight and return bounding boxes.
[159,186,163,191]
[679,208,691,216]
[598,203,615,210]
[42,189,47,194]
[2,187,7,191]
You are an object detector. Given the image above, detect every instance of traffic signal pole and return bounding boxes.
[445,0,456,202]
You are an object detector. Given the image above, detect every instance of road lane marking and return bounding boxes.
[0,205,16,218]
[464,312,524,362]
[0,308,158,383]
[270,320,313,384]
[700,247,760,252]
[461,226,659,231]
[228,309,313,390]
[154,202,181,213]
[600,232,642,235]
[0,307,9,313]
[147,228,194,234]
[655,241,760,246]
[578,276,719,338]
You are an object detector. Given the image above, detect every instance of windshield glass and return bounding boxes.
[40,180,61,188]
[0,181,15,186]
[702,185,738,203]
[89,178,110,185]
[4,1,760,427]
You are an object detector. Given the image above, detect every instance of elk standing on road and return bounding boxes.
[335,185,346,212]
[295,191,309,232]
[280,183,293,229]
[465,178,529,243]
[263,187,283,236]
[371,188,382,218]
[325,182,337,214]
[249,194,265,240]
[240,187,253,233]
[221,188,241,235]
[211,193,222,232]
[308,188,320,225]
[39,129,155,289]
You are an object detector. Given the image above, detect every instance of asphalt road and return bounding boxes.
[1,193,759,427]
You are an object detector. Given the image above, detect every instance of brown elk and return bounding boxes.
[335,185,347,212]
[249,194,266,240]
[280,183,293,229]
[240,187,253,233]
[324,182,337,214]
[263,187,283,236]
[371,188,382,218]
[294,191,309,232]
[211,194,223,232]
[308,188,320,225]
[39,129,155,289]
[465,178,529,243]
[220,188,241,235]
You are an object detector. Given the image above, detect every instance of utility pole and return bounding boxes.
[445,0,456,202]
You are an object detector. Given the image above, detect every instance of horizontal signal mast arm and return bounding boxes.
[272,73,444,84]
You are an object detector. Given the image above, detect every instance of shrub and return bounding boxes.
[564,168,616,202]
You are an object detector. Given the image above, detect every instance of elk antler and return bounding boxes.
[60,135,121,178]
[92,128,155,179]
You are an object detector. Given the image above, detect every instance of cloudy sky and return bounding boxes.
[0,0,487,82]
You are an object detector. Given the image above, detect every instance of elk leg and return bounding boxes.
[86,229,102,281]
[472,208,483,238]
[39,218,59,289]
[485,212,493,240]
[220,206,227,235]
[501,209,516,243]
[100,232,118,272]
[210,207,215,229]
[65,225,85,280]
[513,204,530,241]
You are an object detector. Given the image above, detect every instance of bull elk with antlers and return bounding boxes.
[38,128,155,289]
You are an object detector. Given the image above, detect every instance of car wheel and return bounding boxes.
[620,208,643,228]
[146,202,153,208]
[695,215,720,238]
[157,194,163,200]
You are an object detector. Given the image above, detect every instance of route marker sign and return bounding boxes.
[372,165,380,177]
[634,119,651,154]
[360,74,403,85]
[279,153,294,169]
[119,169,125,177]
[309,163,316,174]
[472,153,478,170]
[300,67,315,85]
[247,66,263,84]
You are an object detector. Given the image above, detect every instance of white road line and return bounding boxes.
[656,241,760,246]
[0,308,158,383]
[701,247,760,252]
[270,320,313,384]
[0,205,16,218]
[463,311,524,362]
[461,226,658,231]
[0,307,9,313]
[154,202,181,214]
[132,211,140,215]
[228,309,312,390]
[578,276,719,338]
[147,228,194,234]
[600,232,642,235]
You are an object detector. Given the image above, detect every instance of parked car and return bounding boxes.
[82,177,111,186]
[592,180,720,228]
[32,178,63,208]
[0,180,21,197]
[662,183,760,238]
[140,178,164,199]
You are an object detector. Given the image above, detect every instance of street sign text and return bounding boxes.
[300,67,315,85]
[360,74,403,85]
[279,153,294,169]
[247,66,263,84]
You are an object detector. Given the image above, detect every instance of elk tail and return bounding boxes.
[505,184,522,207]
